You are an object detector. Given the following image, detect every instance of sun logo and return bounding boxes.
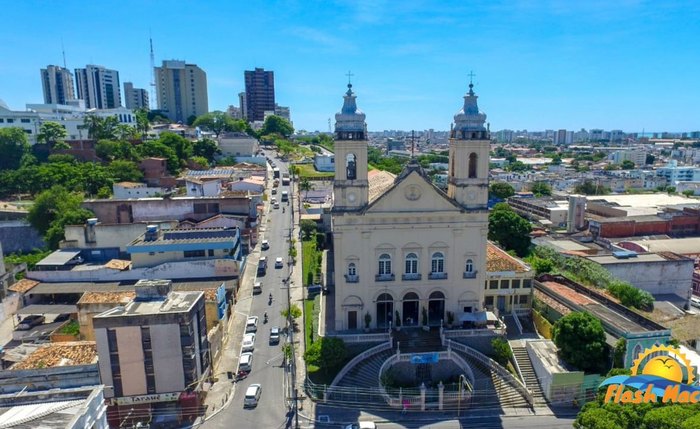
[631,344,695,385]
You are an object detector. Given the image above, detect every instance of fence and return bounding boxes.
[324,332,391,343]
[329,340,392,389]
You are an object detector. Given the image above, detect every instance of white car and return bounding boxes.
[274,202,280,209]
[239,352,253,372]
[269,326,280,345]
[245,316,258,333]
[261,240,269,250]
[275,257,284,268]
[244,384,262,408]
[253,281,262,294]
[242,333,256,352]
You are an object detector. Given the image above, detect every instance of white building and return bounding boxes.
[186,178,223,197]
[113,182,166,199]
[314,153,335,172]
[218,132,259,158]
[657,160,700,183]
[330,81,490,331]
[40,65,75,105]
[610,150,646,166]
[75,64,121,109]
[229,177,265,194]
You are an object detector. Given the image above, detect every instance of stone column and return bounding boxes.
[438,381,444,410]
[420,382,426,411]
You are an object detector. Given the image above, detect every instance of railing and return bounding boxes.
[446,339,533,406]
[443,327,506,337]
[463,271,477,279]
[344,274,359,283]
[375,273,395,282]
[329,339,392,389]
[401,273,421,281]
[324,332,391,343]
[428,272,448,280]
[511,309,523,335]
[508,343,526,385]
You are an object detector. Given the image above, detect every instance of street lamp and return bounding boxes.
[457,374,467,417]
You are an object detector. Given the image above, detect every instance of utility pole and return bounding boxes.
[149,33,156,110]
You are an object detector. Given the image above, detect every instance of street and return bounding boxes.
[204,152,296,428]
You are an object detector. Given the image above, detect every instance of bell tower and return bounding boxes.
[333,81,369,211]
[447,77,490,209]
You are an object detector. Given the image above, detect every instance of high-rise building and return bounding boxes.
[74,65,121,109]
[40,65,75,104]
[238,92,247,120]
[244,68,275,122]
[155,60,208,123]
[123,82,149,110]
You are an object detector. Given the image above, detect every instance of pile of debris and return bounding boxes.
[11,341,97,370]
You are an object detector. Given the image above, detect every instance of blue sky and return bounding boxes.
[1,0,698,132]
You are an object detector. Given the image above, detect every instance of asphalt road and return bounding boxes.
[204,153,296,429]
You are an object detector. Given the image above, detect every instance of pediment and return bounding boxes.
[364,170,462,214]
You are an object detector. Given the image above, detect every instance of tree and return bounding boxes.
[491,337,513,366]
[96,140,139,162]
[299,177,313,201]
[134,108,150,138]
[304,337,347,374]
[27,186,93,249]
[489,182,515,200]
[158,132,192,163]
[620,160,635,170]
[189,156,209,170]
[260,115,294,138]
[550,154,562,165]
[281,304,302,319]
[114,124,139,141]
[683,189,695,197]
[0,128,30,170]
[37,121,69,149]
[137,140,180,174]
[530,181,552,197]
[574,180,609,195]
[488,203,531,257]
[507,160,530,172]
[645,153,656,165]
[552,312,607,373]
[192,138,220,162]
[612,338,626,368]
[193,112,244,137]
[107,160,144,182]
[301,219,318,240]
[530,256,554,274]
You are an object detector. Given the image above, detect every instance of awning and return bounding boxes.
[17,304,78,315]
[35,250,81,266]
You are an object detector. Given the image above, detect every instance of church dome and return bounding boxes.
[451,82,489,140]
[335,83,367,140]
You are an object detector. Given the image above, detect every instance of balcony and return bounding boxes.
[463,270,478,279]
[429,272,448,280]
[401,273,422,281]
[375,273,395,282]
[345,274,359,283]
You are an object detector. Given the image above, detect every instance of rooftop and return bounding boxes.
[0,386,102,429]
[26,279,228,296]
[10,342,97,370]
[94,290,203,318]
[77,291,135,305]
[586,252,691,265]
[527,340,572,373]
[368,169,396,203]
[114,181,146,188]
[587,193,697,209]
[486,242,531,273]
[8,278,39,294]
[619,237,700,255]
[129,227,239,247]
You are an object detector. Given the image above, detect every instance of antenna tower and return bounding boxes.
[149,34,156,110]
[328,118,332,133]
[61,39,67,69]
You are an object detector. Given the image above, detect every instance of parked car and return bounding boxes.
[54,313,71,323]
[242,333,256,352]
[271,188,277,195]
[269,326,280,344]
[275,257,284,268]
[245,316,259,333]
[274,202,280,209]
[261,240,270,250]
[239,352,253,372]
[17,315,45,330]
[253,281,263,294]
[244,384,262,408]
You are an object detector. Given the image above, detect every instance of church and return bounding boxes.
[330,80,491,332]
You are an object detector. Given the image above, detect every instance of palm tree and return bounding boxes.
[81,114,103,140]
[299,177,313,203]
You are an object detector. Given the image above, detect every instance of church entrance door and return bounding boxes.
[402,292,419,327]
[428,291,445,326]
[348,311,358,330]
[376,293,394,329]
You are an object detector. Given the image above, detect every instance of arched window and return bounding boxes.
[405,253,418,274]
[378,254,392,275]
[346,153,357,180]
[347,263,357,276]
[465,259,474,273]
[450,156,455,179]
[431,252,444,273]
[468,153,478,178]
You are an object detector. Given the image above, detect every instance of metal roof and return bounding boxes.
[17,304,78,315]
[35,250,81,266]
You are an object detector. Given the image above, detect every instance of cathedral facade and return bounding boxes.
[330,81,491,332]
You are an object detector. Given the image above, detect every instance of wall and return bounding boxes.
[151,323,185,393]
[532,310,553,339]
[0,221,45,253]
[598,258,693,296]
[130,247,234,268]
[63,222,154,252]
[0,364,100,394]
[208,323,223,367]
[67,387,108,429]
[526,341,584,403]
[113,185,165,199]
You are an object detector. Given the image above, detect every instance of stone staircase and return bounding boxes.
[452,349,531,409]
[393,328,443,352]
[511,346,548,406]
[336,348,394,389]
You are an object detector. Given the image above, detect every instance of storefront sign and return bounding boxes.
[113,392,181,406]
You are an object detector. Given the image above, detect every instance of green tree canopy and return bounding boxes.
[552,312,607,373]
[0,127,30,170]
[488,203,531,256]
[95,140,140,162]
[158,132,192,163]
[193,112,244,137]
[620,160,636,170]
[304,337,346,374]
[192,138,220,162]
[27,186,94,249]
[134,108,150,137]
[81,114,119,140]
[107,160,144,182]
[507,160,530,172]
[489,182,515,199]
[530,181,552,197]
[260,115,294,138]
[645,153,656,165]
[137,140,180,174]
[37,121,69,149]
[574,180,609,195]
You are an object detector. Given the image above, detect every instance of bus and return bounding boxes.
[273,168,280,179]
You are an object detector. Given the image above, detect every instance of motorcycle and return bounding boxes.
[268,294,273,305]
[282,207,285,213]
[235,370,248,382]
[264,313,268,324]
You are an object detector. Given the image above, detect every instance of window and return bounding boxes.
[6,119,13,123]
[208,249,215,256]
[500,280,509,289]
[348,263,356,276]
[523,279,532,288]
[431,252,444,273]
[405,253,418,274]
[468,153,478,178]
[519,295,529,305]
[20,118,30,123]
[489,280,498,290]
[184,249,206,258]
[465,259,474,273]
[485,296,494,306]
[512,279,521,289]
[378,254,392,275]
[346,153,357,180]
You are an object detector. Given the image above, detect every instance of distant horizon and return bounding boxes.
[1,1,698,132]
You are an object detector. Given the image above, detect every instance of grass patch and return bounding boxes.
[302,240,321,286]
[307,342,383,385]
[58,320,80,336]
[294,163,334,179]
[304,298,316,347]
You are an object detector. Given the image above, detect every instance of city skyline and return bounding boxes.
[1,1,698,132]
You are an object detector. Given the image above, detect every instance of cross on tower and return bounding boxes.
[346,71,354,85]
[468,70,476,84]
